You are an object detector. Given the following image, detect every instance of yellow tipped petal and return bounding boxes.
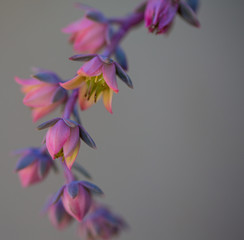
[103,88,113,114]
[60,75,85,90]
[65,141,80,169]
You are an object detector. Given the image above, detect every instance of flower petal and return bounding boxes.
[63,126,80,158]
[78,56,103,76]
[23,85,58,107]
[33,103,60,122]
[46,120,70,158]
[60,75,85,90]
[102,63,119,93]
[64,141,80,170]
[103,88,113,114]
[62,184,91,221]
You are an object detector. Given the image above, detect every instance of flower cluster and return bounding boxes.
[13,1,200,239]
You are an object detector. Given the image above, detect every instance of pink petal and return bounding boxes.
[102,64,118,93]
[46,120,70,158]
[62,184,91,221]
[15,76,41,86]
[18,162,41,187]
[62,17,91,34]
[64,141,80,169]
[32,102,60,122]
[23,84,58,107]
[63,126,80,158]
[60,75,85,90]
[77,56,103,76]
[103,88,113,114]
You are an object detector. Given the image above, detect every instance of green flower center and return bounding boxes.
[84,74,108,102]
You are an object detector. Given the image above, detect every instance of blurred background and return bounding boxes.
[1,0,244,239]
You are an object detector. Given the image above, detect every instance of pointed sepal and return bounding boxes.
[67,181,79,199]
[32,72,60,84]
[69,54,97,62]
[15,154,36,171]
[80,181,103,195]
[178,1,200,27]
[115,47,128,71]
[79,126,96,149]
[115,63,133,89]
[37,118,61,130]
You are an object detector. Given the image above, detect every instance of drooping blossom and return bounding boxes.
[62,6,110,54]
[46,198,73,230]
[51,181,103,222]
[37,118,96,169]
[14,147,53,187]
[60,54,133,113]
[15,70,67,122]
[78,203,128,240]
[145,0,180,34]
[145,0,200,34]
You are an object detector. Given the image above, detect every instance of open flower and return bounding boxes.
[51,181,103,222]
[46,199,73,230]
[78,203,128,240]
[14,147,53,187]
[60,54,133,113]
[37,118,96,169]
[62,6,110,54]
[15,70,67,122]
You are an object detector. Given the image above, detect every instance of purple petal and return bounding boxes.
[15,154,36,171]
[102,63,119,93]
[78,56,103,76]
[32,72,61,84]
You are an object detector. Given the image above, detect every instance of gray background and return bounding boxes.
[1,0,244,239]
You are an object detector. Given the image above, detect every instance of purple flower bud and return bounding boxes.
[47,199,73,230]
[14,147,53,187]
[52,181,103,222]
[78,203,128,240]
[15,69,67,122]
[38,118,96,169]
[145,0,180,34]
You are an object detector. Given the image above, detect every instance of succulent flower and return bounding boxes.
[15,70,67,122]
[51,181,103,222]
[62,6,110,54]
[145,0,200,34]
[78,203,127,240]
[37,118,96,169]
[14,147,53,187]
[46,198,73,230]
[145,0,180,34]
[60,54,133,113]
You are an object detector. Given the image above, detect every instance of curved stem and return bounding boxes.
[63,89,79,119]
[103,11,144,58]
[60,159,75,183]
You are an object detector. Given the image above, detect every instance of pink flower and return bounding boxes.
[37,118,96,169]
[60,54,133,114]
[51,181,103,222]
[15,70,67,122]
[78,203,128,240]
[62,9,110,54]
[47,199,73,230]
[14,147,53,187]
[145,0,180,34]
